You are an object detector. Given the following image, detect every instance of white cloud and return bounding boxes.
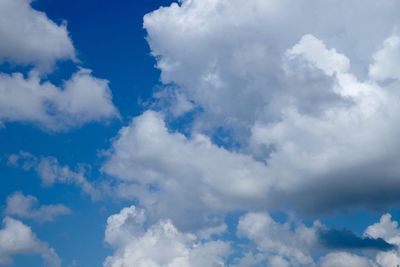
[0,0,119,130]
[369,35,400,81]
[144,0,400,130]
[8,151,100,200]
[102,208,400,267]
[232,212,400,267]
[363,214,400,267]
[319,252,373,267]
[0,217,61,267]
[248,48,400,212]
[136,0,400,216]
[102,111,274,228]
[5,192,71,222]
[375,251,400,267]
[236,212,319,267]
[103,56,400,221]
[365,214,400,246]
[0,69,119,131]
[285,34,350,76]
[0,0,75,71]
[103,206,229,267]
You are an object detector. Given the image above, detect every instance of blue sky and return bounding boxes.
[1,0,400,266]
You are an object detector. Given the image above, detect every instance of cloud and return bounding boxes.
[369,35,400,81]
[235,212,319,267]
[365,214,400,246]
[5,192,71,222]
[0,0,75,71]
[102,72,400,223]
[285,34,350,76]
[103,206,230,267]
[0,69,119,131]
[318,228,395,251]
[144,0,400,130]
[0,0,119,130]
[102,110,275,228]
[102,207,400,267]
[7,151,100,200]
[319,252,374,267]
[234,212,400,267]
[128,0,400,217]
[0,217,61,267]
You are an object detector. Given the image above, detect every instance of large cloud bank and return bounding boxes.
[104,207,400,267]
[101,0,400,226]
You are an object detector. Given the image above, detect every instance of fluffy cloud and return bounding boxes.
[5,192,71,222]
[369,35,400,81]
[249,41,400,212]
[365,214,400,247]
[0,0,119,130]
[102,111,275,228]
[319,252,374,267]
[0,69,119,131]
[0,0,75,71]
[235,212,319,266]
[360,214,400,267]
[114,0,400,218]
[327,214,400,267]
[144,0,400,129]
[233,212,400,267]
[7,151,100,200]
[0,217,60,266]
[103,67,400,223]
[101,208,400,267]
[103,206,229,267]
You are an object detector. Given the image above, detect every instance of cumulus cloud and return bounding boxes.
[102,71,400,222]
[102,111,274,228]
[103,206,229,267]
[319,252,374,267]
[0,69,119,131]
[369,35,400,81]
[100,208,311,267]
[5,192,71,222]
[102,207,400,266]
[365,214,400,246]
[0,0,119,130]
[0,0,75,71]
[101,0,400,219]
[144,0,400,129]
[7,151,100,200]
[233,212,400,267]
[0,217,61,266]
[235,212,319,266]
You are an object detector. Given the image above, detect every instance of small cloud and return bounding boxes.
[5,192,71,222]
[7,151,101,200]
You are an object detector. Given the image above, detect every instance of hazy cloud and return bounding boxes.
[8,152,100,200]
[5,192,71,222]
[0,217,61,266]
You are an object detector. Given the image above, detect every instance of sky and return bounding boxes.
[1,0,400,266]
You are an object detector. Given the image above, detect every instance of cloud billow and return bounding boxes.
[102,0,400,221]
